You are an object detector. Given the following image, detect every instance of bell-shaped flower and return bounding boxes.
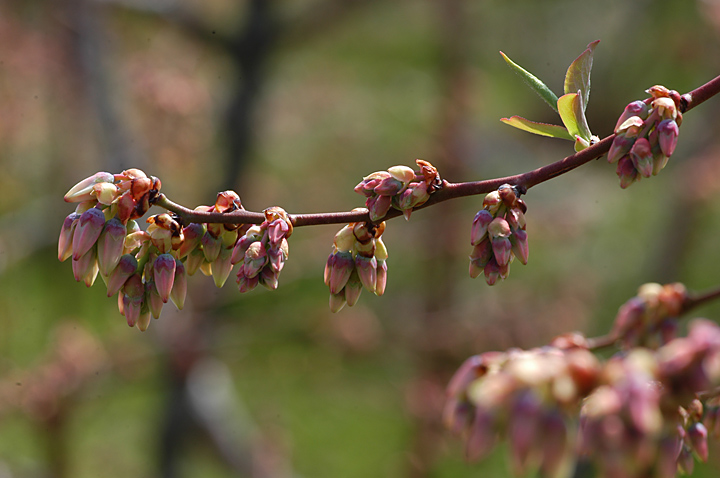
[64,172,114,203]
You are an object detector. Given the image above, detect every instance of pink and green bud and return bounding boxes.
[115,191,136,223]
[201,231,221,263]
[355,255,377,292]
[177,223,205,259]
[538,411,568,478]
[153,253,176,302]
[471,210,493,246]
[373,176,405,196]
[106,254,138,296]
[324,253,334,286]
[657,119,679,157]
[652,149,669,176]
[211,248,234,288]
[64,172,115,203]
[607,133,636,164]
[367,194,392,222]
[231,234,257,265]
[267,246,286,273]
[652,97,677,120]
[507,208,526,231]
[97,217,126,276]
[388,165,415,184]
[614,101,650,133]
[73,248,99,287]
[616,156,639,189]
[136,309,152,332]
[72,208,106,260]
[333,225,356,253]
[236,270,259,293]
[344,270,363,306]
[92,182,119,205]
[492,236,512,267]
[243,241,268,278]
[484,258,500,285]
[630,137,654,178]
[170,260,187,310]
[510,229,529,265]
[677,446,694,475]
[498,261,510,280]
[688,422,709,462]
[146,280,164,319]
[267,218,290,247]
[375,259,387,296]
[508,392,542,474]
[482,191,502,213]
[329,251,354,294]
[122,274,145,327]
[374,237,388,261]
[259,265,279,290]
[185,249,205,276]
[58,213,80,262]
[329,290,347,313]
[488,217,511,239]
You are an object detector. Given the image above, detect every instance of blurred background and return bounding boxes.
[2,0,720,476]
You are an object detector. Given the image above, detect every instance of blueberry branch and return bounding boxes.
[155,74,720,227]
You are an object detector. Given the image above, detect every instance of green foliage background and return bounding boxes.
[1,0,720,476]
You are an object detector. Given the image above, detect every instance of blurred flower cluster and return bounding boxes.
[469,184,528,285]
[324,217,388,312]
[354,159,442,221]
[60,170,292,331]
[609,85,683,188]
[446,288,720,478]
[611,282,687,348]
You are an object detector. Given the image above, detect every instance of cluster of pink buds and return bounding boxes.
[233,206,292,293]
[444,340,600,476]
[609,85,683,188]
[611,282,687,348]
[324,217,388,312]
[175,190,248,288]
[354,159,442,221]
[469,184,528,285]
[579,320,720,478]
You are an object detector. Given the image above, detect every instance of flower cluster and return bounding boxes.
[609,85,683,188]
[446,319,720,478]
[469,184,528,285]
[444,340,600,476]
[60,170,294,331]
[233,206,292,293]
[354,159,442,221]
[324,217,388,312]
[610,282,687,348]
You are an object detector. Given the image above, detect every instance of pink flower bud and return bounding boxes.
[482,191,501,212]
[211,248,234,288]
[257,265,278,290]
[153,253,176,302]
[688,422,708,462]
[492,236,512,267]
[508,392,542,474]
[607,133,635,164]
[170,260,187,310]
[267,245,286,273]
[116,191,136,224]
[344,270,363,306]
[106,254,138,296]
[58,213,80,262]
[201,231,222,263]
[510,229,529,265]
[657,119,679,157]
[488,217,511,239]
[355,255,377,292]
[677,446,694,475]
[484,258,500,285]
[367,194,392,222]
[64,172,115,203]
[373,176,405,196]
[616,155,639,189]
[92,182,119,205]
[466,408,497,461]
[177,223,205,259]
[323,253,334,286]
[122,274,145,327]
[243,241,267,279]
[506,208,526,231]
[471,210,493,246]
[231,234,256,265]
[72,208,106,260]
[329,251,354,294]
[97,217,126,276]
[146,280,164,319]
[652,97,677,120]
[136,309,152,332]
[630,138,653,178]
[72,248,99,287]
[375,259,387,296]
[184,249,205,276]
[538,411,568,478]
[236,270,259,293]
[329,290,347,313]
[614,101,650,133]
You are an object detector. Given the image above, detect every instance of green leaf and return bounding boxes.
[500,116,574,141]
[563,40,599,111]
[500,51,559,113]
[557,92,592,142]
